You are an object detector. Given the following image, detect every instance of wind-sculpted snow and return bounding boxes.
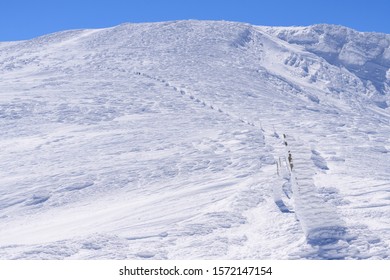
[263,24,390,101]
[0,20,389,259]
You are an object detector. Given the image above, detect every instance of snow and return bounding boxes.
[0,20,389,259]
[263,24,390,97]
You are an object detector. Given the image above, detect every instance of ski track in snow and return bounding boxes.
[0,20,390,259]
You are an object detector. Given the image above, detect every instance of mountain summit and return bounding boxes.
[0,21,389,259]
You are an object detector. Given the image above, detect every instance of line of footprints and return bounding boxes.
[134,71,256,128]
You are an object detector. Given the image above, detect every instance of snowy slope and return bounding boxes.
[0,20,389,259]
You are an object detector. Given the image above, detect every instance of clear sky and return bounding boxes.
[1,0,389,41]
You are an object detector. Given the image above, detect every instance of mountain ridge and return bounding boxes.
[1,20,389,105]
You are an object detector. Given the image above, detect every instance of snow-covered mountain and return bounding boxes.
[0,20,389,259]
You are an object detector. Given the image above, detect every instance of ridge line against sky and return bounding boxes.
[1,0,390,42]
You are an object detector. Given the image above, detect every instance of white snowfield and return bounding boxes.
[0,20,389,259]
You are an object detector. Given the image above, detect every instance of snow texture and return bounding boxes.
[0,20,389,260]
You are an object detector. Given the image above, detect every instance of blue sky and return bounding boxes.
[1,0,389,41]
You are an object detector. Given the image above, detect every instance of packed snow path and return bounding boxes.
[282,135,346,246]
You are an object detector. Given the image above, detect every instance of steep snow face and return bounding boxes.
[0,21,390,260]
[263,24,390,101]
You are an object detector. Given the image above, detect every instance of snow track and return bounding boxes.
[134,71,257,128]
[268,130,390,259]
[284,135,347,246]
